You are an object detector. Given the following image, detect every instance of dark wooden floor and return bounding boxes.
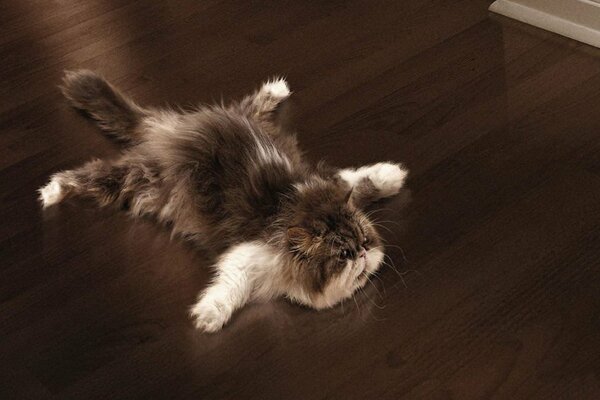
[2,1,600,398]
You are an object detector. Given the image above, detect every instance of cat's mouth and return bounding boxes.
[349,258,367,286]
[355,270,370,288]
[353,248,383,289]
[355,259,366,276]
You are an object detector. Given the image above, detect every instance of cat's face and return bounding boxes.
[284,180,384,309]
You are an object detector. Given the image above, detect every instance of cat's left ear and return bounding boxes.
[343,188,353,204]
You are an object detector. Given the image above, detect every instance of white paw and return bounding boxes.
[368,163,408,197]
[190,298,229,333]
[38,177,66,208]
[262,77,290,99]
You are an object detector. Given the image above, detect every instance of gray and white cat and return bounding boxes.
[39,71,408,332]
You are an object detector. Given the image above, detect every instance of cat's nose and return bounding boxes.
[359,247,367,258]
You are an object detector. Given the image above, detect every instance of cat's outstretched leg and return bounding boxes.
[39,159,119,208]
[38,158,160,214]
[190,241,280,332]
[338,162,408,208]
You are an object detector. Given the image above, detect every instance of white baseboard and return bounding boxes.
[489,0,600,48]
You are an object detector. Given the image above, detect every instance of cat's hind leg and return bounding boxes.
[39,159,121,208]
[39,158,161,215]
[339,162,408,208]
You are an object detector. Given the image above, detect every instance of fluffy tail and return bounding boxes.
[60,70,147,143]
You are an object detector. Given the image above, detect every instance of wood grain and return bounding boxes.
[1,1,600,399]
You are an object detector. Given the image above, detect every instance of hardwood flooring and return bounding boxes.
[1,1,600,398]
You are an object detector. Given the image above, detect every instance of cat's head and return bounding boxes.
[283,177,384,309]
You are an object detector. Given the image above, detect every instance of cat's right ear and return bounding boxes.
[287,227,311,247]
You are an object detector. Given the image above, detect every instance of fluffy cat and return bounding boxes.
[39,70,408,332]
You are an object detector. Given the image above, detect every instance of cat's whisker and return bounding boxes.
[382,244,409,262]
[379,254,408,289]
[356,287,387,322]
[358,285,386,310]
[369,207,400,215]
[372,219,403,228]
[363,209,385,219]
[354,290,370,322]
[371,272,387,295]
[371,243,408,263]
[368,221,395,235]
[364,273,384,300]
[363,208,392,216]
[352,292,361,314]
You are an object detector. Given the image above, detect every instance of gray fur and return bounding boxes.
[42,71,404,323]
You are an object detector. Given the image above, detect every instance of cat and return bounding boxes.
[39,70,408,332]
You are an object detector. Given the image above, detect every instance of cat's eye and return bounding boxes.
[362,237,370,249]
[340,249,349,259]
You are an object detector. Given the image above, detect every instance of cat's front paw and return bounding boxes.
[368,162,408,197]
[190,298,229,333]
[38,176,66,208]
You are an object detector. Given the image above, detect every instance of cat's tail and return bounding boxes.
[60,70,147,143]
